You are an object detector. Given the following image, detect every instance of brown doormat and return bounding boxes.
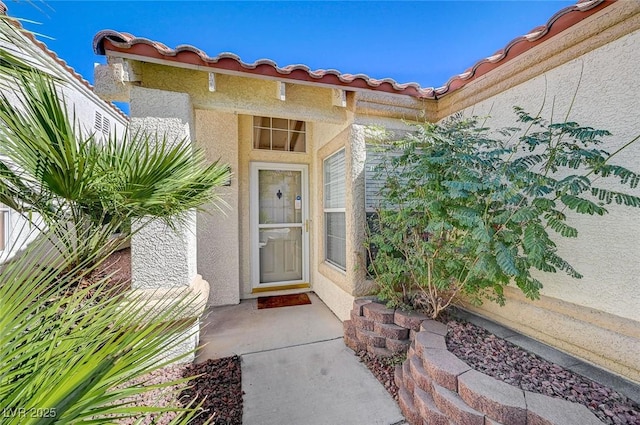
[257,293,312,309]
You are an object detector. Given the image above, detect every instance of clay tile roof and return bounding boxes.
[3,15,128,120]
[93,0,612,100]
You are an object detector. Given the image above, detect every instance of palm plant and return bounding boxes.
[0,65,230,266]
[0,17,226,423]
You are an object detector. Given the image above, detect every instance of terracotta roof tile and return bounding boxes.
[3,16,128,121]
[93,0,612,100]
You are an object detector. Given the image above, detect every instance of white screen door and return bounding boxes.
[250,163,309,289]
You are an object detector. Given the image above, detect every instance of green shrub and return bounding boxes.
[367,111,640,318]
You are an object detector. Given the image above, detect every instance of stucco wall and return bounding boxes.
[195,109,240,306]
[129,87,197,289]
[440,12,640,382]
[450,28,640,322]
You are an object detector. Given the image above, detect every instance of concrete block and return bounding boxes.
[395,309,429,331]
[403,361,416,394]
[398,387,422,425]
[458,369,526,425]
[525,391,603,425]
[344,334,366,353]
[414,387,449,425]
[356,328,385,348]
[350,310,374,331]
[409,356,434,394]
[367,345,394,358]
[374,322,410,340]
[422,348,471,392]
[432,383,485,425]
[420,320,449,336]
[386,338,411,354]
[362,302,396,324]
[352,298,373,316]
[343,319,356,338]
[415,331,447,355]
[395,364,404,388]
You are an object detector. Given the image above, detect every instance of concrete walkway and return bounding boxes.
[197,293,405,425]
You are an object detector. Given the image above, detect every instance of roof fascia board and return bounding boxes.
[104,50,421,101]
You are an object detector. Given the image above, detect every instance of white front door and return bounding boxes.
[250,162,309,289]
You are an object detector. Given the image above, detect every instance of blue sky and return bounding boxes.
[8,0,574,113]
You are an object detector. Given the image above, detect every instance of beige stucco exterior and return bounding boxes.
[440,2,640,382]
[94,0,640,383]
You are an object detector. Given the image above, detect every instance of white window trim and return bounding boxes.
[0,204,10,253]
[323,148,346,271]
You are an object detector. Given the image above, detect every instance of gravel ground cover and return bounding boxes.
[356,351,404,401]
[446,320,640,425]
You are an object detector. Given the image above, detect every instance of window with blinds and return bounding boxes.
[323,149,346,270]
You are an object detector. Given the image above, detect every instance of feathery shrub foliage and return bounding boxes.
[367,111,640,318]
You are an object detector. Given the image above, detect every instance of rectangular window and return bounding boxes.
[253,116,306,152]
[324,149,346,270]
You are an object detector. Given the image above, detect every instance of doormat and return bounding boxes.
[257,293,312,309]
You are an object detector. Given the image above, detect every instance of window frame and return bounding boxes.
[0,204,9,253]
[252,116,307,153]
[323,148,346,271]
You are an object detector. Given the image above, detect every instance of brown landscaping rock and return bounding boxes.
[409,356,434,394]
[386,338,411,354]
[422,348,471,391]
[420,320,449,336]
[432,383,485,425]
[394,309,429,331]
[525,391,604,425]
[415,331,447,355]
[458,369,526,425]
[350,310,374,331]
[356,328,385,348]
[374,322,410,340]
[398,387,422,425]
[362,302,396,324]
[367,345,394,358]
[352,298,373,316]
[414,387,449,425]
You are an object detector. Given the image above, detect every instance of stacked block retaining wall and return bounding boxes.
[344,300,603,425]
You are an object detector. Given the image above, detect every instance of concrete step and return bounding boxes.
[457,369,527,425]
[432,382,485,425]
